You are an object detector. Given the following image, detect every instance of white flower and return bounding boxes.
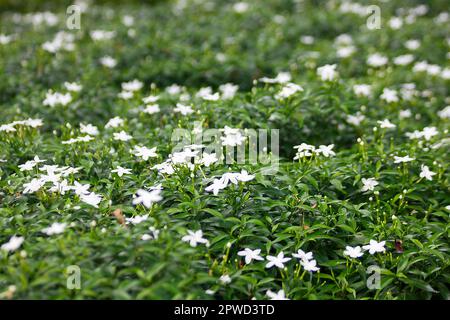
[292,249,313,262]
[265,252,291,269]
[174,103,194,115]
[394,155,415,163]
[346,113,365,126]
[71,181,90,196]
[1,236,24,252]
[300,35,314,45]
[43,91,72,107]
[219,83,239,99]
[233,2,249,13]
[219,274,232,284]
[301,258,320,272]
[80,192,102,208]
[236,170,255,182]
[380,88,399,103]
[142,95,159,104]
[420,165,436,181]
[64,82,82,92]
[421,127,438,140]
[23,178,45,194]
[90,30,116,41]
[343,246,364,258]
[275,83,303,99]
[100,56,117,68]
[394,54,414,66]
[199,153,218,167]
[132,146,158,161]
[42,222,67,236]
[111,166,131,177]
[259,72,291,84]
[126,214,148,225]
[105,117,124,128]
[363,240,386,254]
[405,39,420,50]
[316,144,336,157]
[143,104,160,114]
[361,178,378,192]
[113,131,132,141]
[121,79,143,92]
[237,248,264,264]
[377,119,396,129]
[132,189,163,208]
[80,123,99,136]
[367,53,388,67]
[205,178,227,196]
[182,230,209,247]
[118,91,133,100]
[353,84,371,97]
[316,64,338,81]
[266,289,289,300]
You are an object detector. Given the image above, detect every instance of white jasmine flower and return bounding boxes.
[380,88,399,103]
[121,79,143,92]
[343,246,364,258]
[361,178,379,192]
[105,117,124,128]
[377,119,396,129]
[265,252,291,269]
[367,53,388,67]
[219,274,232,284]
[301,258,320,272]
[237,248,264,264]
[182,230,209,247]
[64,82,82,92]
[132,146,158,161]
[266,289,289,300]
[292,249,313,262]
[132,189,163,208]
[316,64,338,81]
[394,155,415,163]
[80,123,99,136]
[111,166,131,177]
[113,131,132,141]
[174,103,194,115]
[143,104,160,114]
[42,222,67,235]
[126,214,149,225]
[1,236,24,252]
[100,56,117,68]
[363,240,386,254]
[80,192,102,208]
[419,165,436,181]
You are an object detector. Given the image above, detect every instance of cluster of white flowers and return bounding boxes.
[205,170,255,195]
[43,90,72,107]
[21,160,102,208]
[405,127,439,141]
[344,240,386,258]
[42,31,75,53]
[293,143,336,160]
[0,118,43,132]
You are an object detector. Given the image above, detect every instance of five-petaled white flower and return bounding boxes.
[132,189,163,208]
[363,240,386,255]
[361,178,379,192]
[343,246,364,258]
[419,165,436,181]
[265,252,291,269]
[237,248,264,264]
[182,230,209,247]
[111,166,132,177]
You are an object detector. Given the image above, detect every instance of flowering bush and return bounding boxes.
[0,0,449,300]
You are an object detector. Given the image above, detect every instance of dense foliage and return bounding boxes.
[0,0,449,299]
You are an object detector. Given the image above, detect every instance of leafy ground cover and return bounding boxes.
[0,0,449,299]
